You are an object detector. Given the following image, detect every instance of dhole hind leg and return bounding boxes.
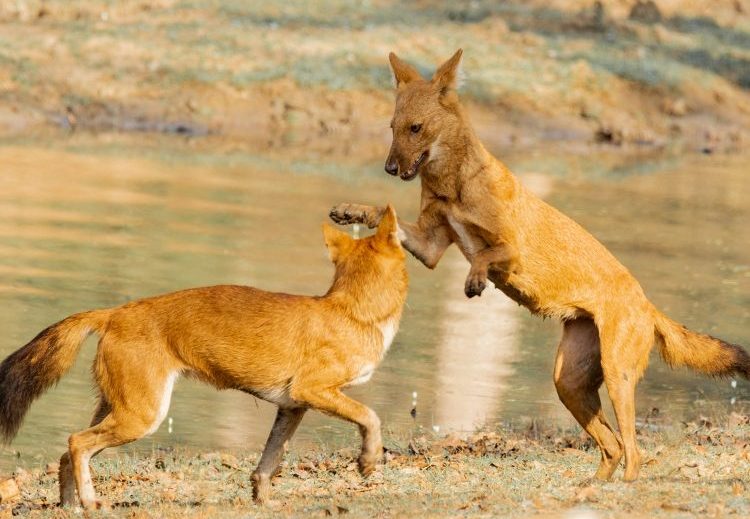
[68,412,151,509]
[554,318,623,480]
[59,453,76,507]
[69,361,178,509]
[599,317,653,482]
[295,388,382,476]
[252,407,306,504]
[59,396,112,506]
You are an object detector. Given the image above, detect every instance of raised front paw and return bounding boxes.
[464,272,487,298]
[329,203,382,228]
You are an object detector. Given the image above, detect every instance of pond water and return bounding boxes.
[0,134,748,471]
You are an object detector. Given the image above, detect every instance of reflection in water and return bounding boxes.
[433,253,519,434]
[0,138,748,470]
[432,174,553,434]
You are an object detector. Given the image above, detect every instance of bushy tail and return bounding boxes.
[654,311,750,378]
[0,310,111,443]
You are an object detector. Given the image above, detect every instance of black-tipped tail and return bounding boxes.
[655,312,750,378]
[0,310,109,443]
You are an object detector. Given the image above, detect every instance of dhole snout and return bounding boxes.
[384,142,428,181]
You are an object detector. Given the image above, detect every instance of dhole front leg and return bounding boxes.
[465,244,520,298]
[294,387,382,476]
[252,407,306,505]
[330,203,452,269]
[58,451,77,506]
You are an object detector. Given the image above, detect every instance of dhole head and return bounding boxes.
[385,49,464,181]
[322,205,405,268]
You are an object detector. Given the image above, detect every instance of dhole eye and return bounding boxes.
[410,123,422,134]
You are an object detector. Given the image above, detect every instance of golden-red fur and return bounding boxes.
[331,50,750,482]
[0,207,407,508]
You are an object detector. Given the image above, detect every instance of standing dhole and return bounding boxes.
[0,206,407,509]
[331,49,749,482]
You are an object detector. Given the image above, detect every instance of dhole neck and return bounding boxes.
[324,266,407,324]
[423,115,491,198]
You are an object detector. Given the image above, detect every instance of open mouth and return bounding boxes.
[400,151,428,181]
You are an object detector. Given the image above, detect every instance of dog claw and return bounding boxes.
[329,203,377,227]
[358,457,376,477]
[464,275,486,298]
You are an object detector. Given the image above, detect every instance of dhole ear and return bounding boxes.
[375,204,401,247]
[389,52,422,88]
[432,48,464,94]
[322,223,352,262]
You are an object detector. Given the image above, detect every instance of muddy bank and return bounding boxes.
[1,0,749,153]
[3,413,750,518]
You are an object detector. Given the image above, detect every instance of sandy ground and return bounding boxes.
[0,0,749,154]
[3,413,750,518]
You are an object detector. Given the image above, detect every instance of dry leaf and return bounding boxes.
[12,469,31,488]
[661,502,690,512]
[707,503,725,517]
[292,469,311,480]
[161,489,178,502]
[574,485,598,502]
[0,480,19,504]
[728,413,749,427]
[562,448,585,457]
[331,479,349,493]
[220,453,239,470]
[199,452,221,463]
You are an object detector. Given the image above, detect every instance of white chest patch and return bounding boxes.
[396,222,406,243]
[346,363,375,387]
[377,318,398,353]
[256,386,297,408]
[428,134,443,164]
[446,214,479,257]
